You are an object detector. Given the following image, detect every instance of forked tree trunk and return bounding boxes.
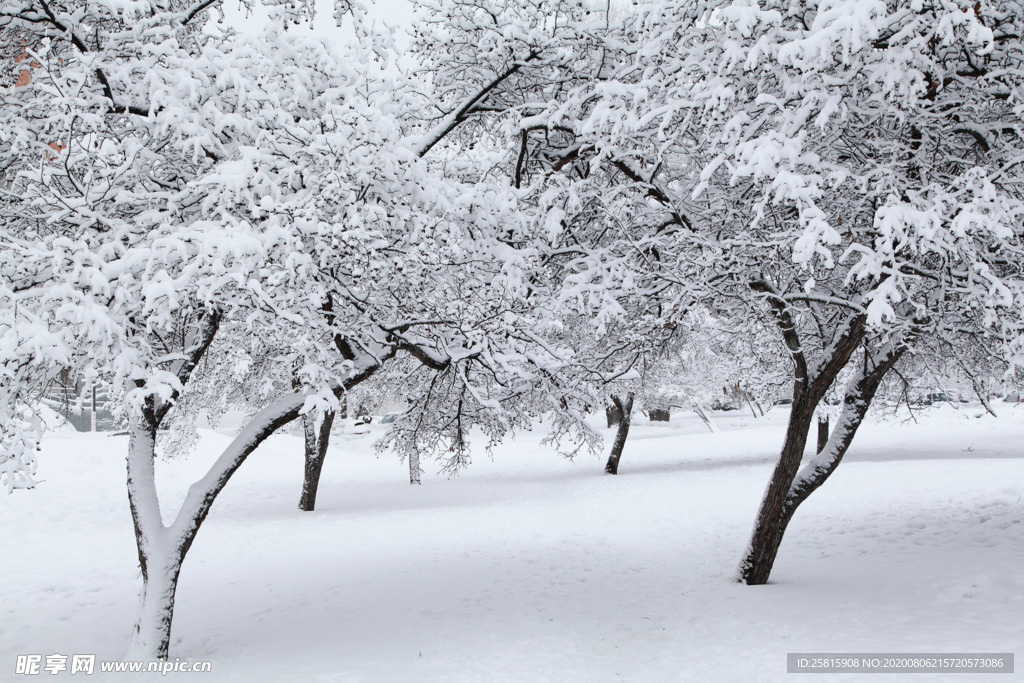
[737,291,867,586]
[738,393,820,584]
[744,392,759,418]
[775,344,904,539]
[816,415,829,454]
[124,391,311,659]
[604,393,634,475]
[738,342,903,585]
[125,342,386,659]
[298,409,335,511]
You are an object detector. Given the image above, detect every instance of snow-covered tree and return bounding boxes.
[0,0,639,657]
[0,0,406,656]
[503,0,1024,583]
[683,0,1024,585]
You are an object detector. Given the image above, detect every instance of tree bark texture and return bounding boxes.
[604,393,634,475]
[816,415,830,454]
[125,417,177,660]
[298,409,336,511]
[606,403,621,428]
[739,339,903,585]
[738,289,868,586]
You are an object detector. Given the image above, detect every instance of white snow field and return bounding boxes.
[3,405,1023,682]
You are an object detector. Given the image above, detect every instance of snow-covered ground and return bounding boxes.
[3,404,1023,681]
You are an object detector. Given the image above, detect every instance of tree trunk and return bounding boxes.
[738,342,903,585]
[127,544,182,661]
[298,409,335,511]
[737,299,867,586]
[773,344,904,541]
[816,415,829,454]
[117,304,400,660]
[738,391,819,584]
[694,405,719,433]
[409,449,422,485]
[124,357,387,658]
[744,391,758,418]
[604,393,634,475]
[125,415,178,660]
[124,389,325,659]
[606,403,621,428]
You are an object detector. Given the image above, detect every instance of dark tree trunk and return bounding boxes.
[739,340,903,585]
[298,409,335,511]
[764,345,905,568]
[606,403,622,428]
[739,392,820,584]
[649,408,670,422]
[738,290,868,586]
[604,393,634,475]
[816,415,830,454]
